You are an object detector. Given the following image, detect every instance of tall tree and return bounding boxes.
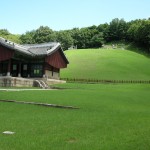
[20,30,36,44]
[90,32,104,48]
[127,19,150,49]
[104,18,128,42]
[56,31,73,50]
[33,26,55,43]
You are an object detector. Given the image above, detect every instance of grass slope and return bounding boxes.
[0,83,150,150]
[61,49,150,80]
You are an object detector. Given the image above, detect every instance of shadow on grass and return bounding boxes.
[125,43,150,58]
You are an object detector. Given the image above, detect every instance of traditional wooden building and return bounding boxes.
[0,37,69,79]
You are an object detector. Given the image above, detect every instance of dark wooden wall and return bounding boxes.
[45,49,67,69]
[0,45,14,61]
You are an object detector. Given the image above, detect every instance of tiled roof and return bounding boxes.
[0,37,61,56]
[0,37,31,55]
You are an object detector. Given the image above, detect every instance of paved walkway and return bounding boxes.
[0,89,56,91]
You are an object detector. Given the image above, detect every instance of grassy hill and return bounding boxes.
[61,49,150,80]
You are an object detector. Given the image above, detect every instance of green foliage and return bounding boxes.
[76,27,92,48]
[20,30,36,44]
[1,18,149,52]
[56,30,73,50]
[70,26,104,49]
[127,19,150,50]
[90,32,104,47]
[0,29,10,36]
[97,23,109,32]
[20,26,56,44]
[104,18,128,42]
[19,27,73,50]
[0,29,21,43]
[33,26,55,43]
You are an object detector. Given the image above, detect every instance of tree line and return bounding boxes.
[0,18,150,52]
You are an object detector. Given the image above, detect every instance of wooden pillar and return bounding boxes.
[52,66,54,77]
[0,62,2,75]
[7,59,11,76]
[18,62,21,77]
[43,63,46,78]
[58,69,60,78]
[27,63,30,78]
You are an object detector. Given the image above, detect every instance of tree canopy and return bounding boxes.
[0,18,149,52]
[0,29,21,43]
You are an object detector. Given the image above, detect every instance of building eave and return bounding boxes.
[0,37,69,64]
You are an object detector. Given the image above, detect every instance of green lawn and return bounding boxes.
[0,83,150,150]
[61,49,150,80]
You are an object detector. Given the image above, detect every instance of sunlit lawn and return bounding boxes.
[61,49,150,80]
[0,83,150,150]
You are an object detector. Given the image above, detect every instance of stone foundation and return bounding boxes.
[0,76,66,87]
[45,70,59,80]
[0,77,34,87]
[46,79,66,85]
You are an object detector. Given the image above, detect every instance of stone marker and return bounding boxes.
[2,131,15,135]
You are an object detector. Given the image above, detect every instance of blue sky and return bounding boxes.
[0,0,149,34]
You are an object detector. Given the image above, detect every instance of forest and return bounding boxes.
[0,18,150,52]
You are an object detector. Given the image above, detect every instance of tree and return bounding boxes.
[56,31,73,50]
[0,29,21,43]
[104,18,128,42]
[33,26,55,43]
[0,29,10,36]
[97,23,109,32]
[127,19,150,49]
[90,32,104,48]
[20,30,36,44]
